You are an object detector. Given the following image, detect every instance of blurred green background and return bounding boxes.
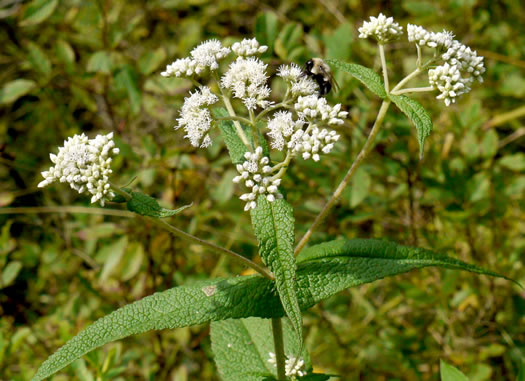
[0,0,524,380]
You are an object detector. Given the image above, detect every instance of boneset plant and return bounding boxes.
[33,15,515,381]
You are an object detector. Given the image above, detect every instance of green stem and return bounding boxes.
[294,99,392,255]
[249,108,259,147]
[271,318,287,380]
[379,44,389,93]
[221,94,251,147]
[110,185,273,279]
[390,86,434,95]
[270,150,293,181]
[255,100,293,122]
[215,116,252,125]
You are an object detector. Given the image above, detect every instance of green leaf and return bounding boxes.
[126,191,191,218]
[99,237,128,282]
[2,261,22,287]
[27,42,52,76]
[250,196,303,346]
[120,242,144,281]
[138,47,167,75]
[87,51,112,74]
[114,65,141,114]
[0,79,36,105]
[389,94,433,159]
[55,40,76,72]
[297,239,514,280]
[499,153,525,171]
[31,276,282,381]
[211,317,310,381]
[518,359,525,381]
[275,22,303,60]
[255,12,279,53]
[440,359,470,381]
[215,108,249,164]
[326,59,387,99]
[19,0,58,26]
[349,167,371,208]
[32,239,514,381]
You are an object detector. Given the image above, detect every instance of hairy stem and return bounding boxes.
[390,86,434,95]
[294,100,391,255]
[379,44,389,93]
[270,150,293,181]
[255,100,292,122]
[110,185,273,279]
[249,108,259,147]
[271,318,287,380]
[221,94,251,147]
[215,115,252,126]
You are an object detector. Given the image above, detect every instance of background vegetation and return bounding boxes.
[1,0,524,380]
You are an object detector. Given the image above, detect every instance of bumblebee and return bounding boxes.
[303,58,339,96]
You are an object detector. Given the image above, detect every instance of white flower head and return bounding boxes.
[295,95,348,125]
[38,133,120,206]
[231,38,268,56]
[358,13,403,43]
[176,86,219,147]
[407,24,454,49]
[267,111,305,151]
[190,39,231,73]
[277,63,303,82]
[428,63,472,106]
[221,56,272,110]
[289,126,340,161]
[442,40,485,82]
[161,39,230,78]
[268,352,306,377]
[161,57,197,77]
[278,63,319,97]
[232,147,282,211]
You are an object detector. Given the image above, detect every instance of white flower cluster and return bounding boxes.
[289,126,340,161]
[231,38,268,56]
[176,86,218,147]
[268,352,306,377]
[442,40,485,81]
[232,147,282,211]
[221,56,272,110]
[407,24,454,49]
[406,24,485,106]
[295,95,348,125]
[38,133,119,206]
[358,13,403,43]
[161,39,230,77]
[267,111,305,151]
[277,63,318,97]
[428,63,471,106]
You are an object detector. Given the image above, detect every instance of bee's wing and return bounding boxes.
[330,71,340,92]
[321,64,340,93]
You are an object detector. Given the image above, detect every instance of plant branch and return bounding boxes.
[215,115,252,126]
[294,100,391,255]
[271,318,287,380]
[270,150,293,180]
[379,44,389,93]
[147,218,273,279]
[390,86,434,95]
[109,185,273,279]
[255,100,292,122]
